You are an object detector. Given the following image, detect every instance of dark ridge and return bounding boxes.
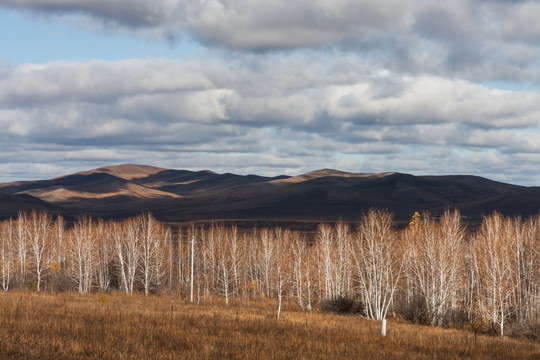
[0,164,539,229]
[0,191,63,219]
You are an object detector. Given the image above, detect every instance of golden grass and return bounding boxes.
[0,292,539,359]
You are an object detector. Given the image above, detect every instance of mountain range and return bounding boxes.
[0,164,539,228]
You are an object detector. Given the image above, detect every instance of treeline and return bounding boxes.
[1,209,539,337]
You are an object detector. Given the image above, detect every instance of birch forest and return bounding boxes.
[1,208,540,337]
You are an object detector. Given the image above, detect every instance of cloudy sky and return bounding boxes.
[1,0,539,185]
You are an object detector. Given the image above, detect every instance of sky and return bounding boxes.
[0,1,540,185]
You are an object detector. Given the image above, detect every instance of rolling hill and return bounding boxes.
[0,164,539,227]
[0,192,62,218]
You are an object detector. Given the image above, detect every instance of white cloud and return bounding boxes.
[0,56,539,184]
[2,0,540,88]
[1,1,540,185]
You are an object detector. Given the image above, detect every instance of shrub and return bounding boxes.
[320,296,362,314]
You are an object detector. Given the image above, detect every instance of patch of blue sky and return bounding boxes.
[0,8,200,64]
[453,148,477,157]
[514,126,540,134]
[482,81,539,92]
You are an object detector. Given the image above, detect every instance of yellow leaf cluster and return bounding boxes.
[50,260,61,272]
[409,211,422,229]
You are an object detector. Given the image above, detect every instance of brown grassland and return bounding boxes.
[0,292,539,359]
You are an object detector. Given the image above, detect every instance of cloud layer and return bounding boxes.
[3,0,540,78]
[1,56,539,184]
[0,0,539,185]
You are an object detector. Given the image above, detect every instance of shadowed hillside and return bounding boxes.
[0,164,539,227]
[0,192,62,218]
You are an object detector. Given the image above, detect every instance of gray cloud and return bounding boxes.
[1,1,540,185]
[0,57,539,185]
[0,0,176,27]
[2,0,540,86]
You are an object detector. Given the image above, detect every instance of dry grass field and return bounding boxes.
[0,292,539,359]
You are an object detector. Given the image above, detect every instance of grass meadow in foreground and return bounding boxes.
[0,292,539,359]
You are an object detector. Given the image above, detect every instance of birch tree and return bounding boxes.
[112,219,140,294]
[51,215,66,273]
[352,209,403,321]
[275,229,291,319]
[334,221,353,298]
[0,219,15,291]
[315,223,335,300]
[175,227,190,295]
[259,228,276,298]
[509,215,539,326]
[473,213,515,337]
[26,211,53,291]
[246,228,261,299]
[96,220,112,291]
[228,226,244,299]
[68,215,97,293]
[291,232,309,309]
[406,210,465,326]
[16,211,28,284]
[215,225,232,304]
[200,225,218,300]
[138,213,168,296]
